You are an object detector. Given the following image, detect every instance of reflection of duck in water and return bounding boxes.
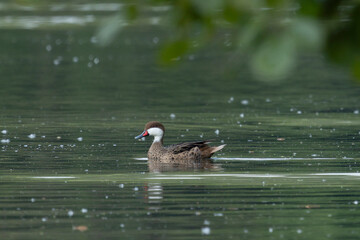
[147,158,219,172]
[135,121,226,164]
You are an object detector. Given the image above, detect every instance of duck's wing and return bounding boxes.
[165,141,211,154]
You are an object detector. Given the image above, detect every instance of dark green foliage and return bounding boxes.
[159,39,190,65]
[96,0,360,82]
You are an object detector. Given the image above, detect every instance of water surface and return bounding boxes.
[1,2,360,239]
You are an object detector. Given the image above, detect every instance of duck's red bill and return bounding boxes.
[135,130,149,139]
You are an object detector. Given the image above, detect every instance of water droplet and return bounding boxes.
[68,210,74,217]
[269,227,273,233]
[90,36,98,44]
[1,139,10,143]
[201,227,211,235]
[73,56,79,63]
[1,130,7,134]
[214,129,219,135]
[46,44,52,51]
[28,134,36,139]
[152,37,159,44]
[81,208,88,213]
[170,113,176,119]
[228,97,234,103]
[241,100,249,105]
[77,137,83,142]
[53,56,62,66]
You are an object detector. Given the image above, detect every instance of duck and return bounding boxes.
[135,121,225,163]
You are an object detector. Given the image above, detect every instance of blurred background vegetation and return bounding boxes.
[95,0,360,82]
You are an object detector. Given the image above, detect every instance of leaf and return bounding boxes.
[96,14,126,47]
[126,4,138,21]
[232,0,263,10]
[298,0,321,16]
[290,17,324,51]
[326,29,352,64]
[251,33,296,81]
[237,18,264,50]
[191,0,223,15]
[325,5,360,67]
[159,40,190,65]
[223,1,241,23]
[265,0,286,7]
[352,58,360,81]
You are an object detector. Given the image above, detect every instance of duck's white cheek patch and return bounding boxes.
[147,127,164,142]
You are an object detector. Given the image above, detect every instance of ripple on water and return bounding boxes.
[30,176,77,179]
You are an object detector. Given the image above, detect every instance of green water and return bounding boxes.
[1,2,360,239]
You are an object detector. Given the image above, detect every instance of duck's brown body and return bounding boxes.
[148,141,220,163]
[135,121,225,163]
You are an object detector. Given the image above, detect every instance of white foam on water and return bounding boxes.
[310,173,360,177]
[213,157,339,161]
[146,177,203,180]
[0,3,123,12]
[172,174,284,178]
[0,15,96,29]
[73,3,123,12]
[148,196,163,200]
[136,157,342,161]
[30,176,77,179]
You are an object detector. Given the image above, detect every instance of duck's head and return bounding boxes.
[135,121,165,142]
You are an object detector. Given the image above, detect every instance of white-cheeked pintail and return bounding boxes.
[135,121,225,163]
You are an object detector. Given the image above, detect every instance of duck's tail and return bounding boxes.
[210,144,226,154]
[199,143,226,158]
